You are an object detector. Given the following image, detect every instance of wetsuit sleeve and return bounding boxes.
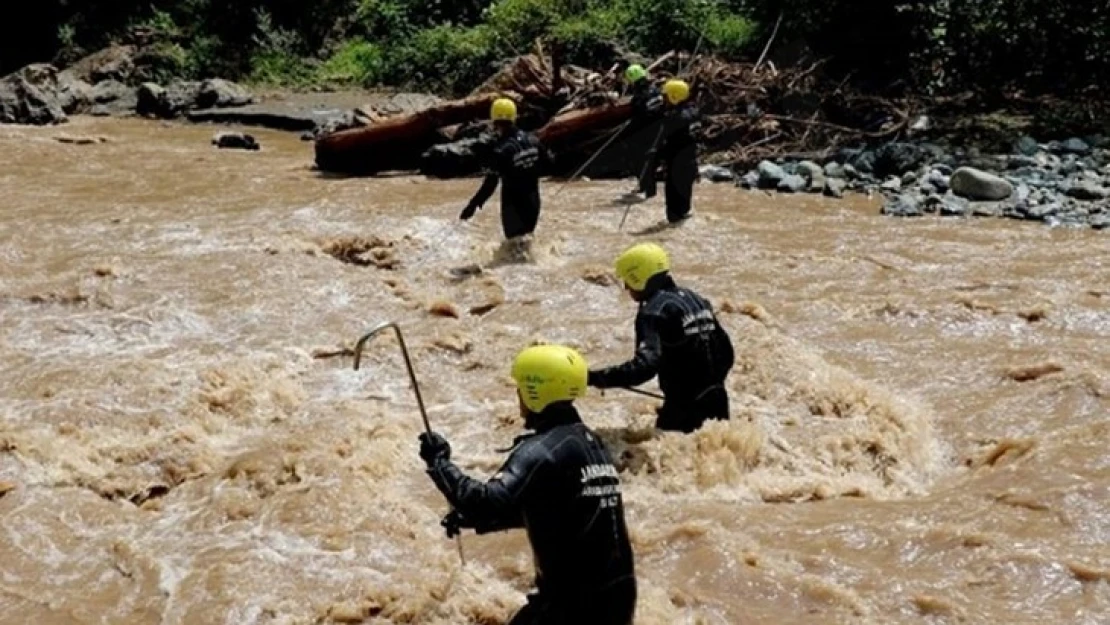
[425,445,545,533]
[468,173,499,208]
[589,311,663,388]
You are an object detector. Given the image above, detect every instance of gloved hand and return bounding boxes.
[440,510,465,538]
[418,431,451,466]
[459,202,479,220]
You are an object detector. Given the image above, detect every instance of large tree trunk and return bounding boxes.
[314,94,505,175]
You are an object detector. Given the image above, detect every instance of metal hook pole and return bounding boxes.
[352,321,465,565]
[353,321,431,433]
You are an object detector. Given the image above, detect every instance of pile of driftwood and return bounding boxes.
[313,46,913,178]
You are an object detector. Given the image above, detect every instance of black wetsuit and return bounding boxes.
[463,127,549,239]
[638,102,702,223]
[589,273,734,433]
[424,405,636,624]
[627,81,666,187]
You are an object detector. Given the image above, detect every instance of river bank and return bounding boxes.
[3,43,1108,230]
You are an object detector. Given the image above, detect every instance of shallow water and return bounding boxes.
[1,117,1108,624]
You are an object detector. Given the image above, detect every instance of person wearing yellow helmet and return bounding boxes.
[587,242,734,433]
[460,96,552,242]
[635,77,703,224]
[418,343,636,624]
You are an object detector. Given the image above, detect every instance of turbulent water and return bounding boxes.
[1,118,1108,625]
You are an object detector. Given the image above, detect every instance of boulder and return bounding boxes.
[756,160,786,189]
[196,79,253,109]
[949,167,1014,201]
[0,64,67,125]
[882,194,924,217]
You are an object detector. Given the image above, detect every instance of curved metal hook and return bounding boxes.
[352,321,465,565]
[353,321,431,434]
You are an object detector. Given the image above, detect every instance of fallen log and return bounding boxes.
[314,93,506,175]
[417,100,636,179]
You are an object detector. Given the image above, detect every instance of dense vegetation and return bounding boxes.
[4,0,1107,99]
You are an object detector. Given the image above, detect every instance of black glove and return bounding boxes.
[440,510,465,538]
[418,431,451,466]
[587,369,601,387]
[459,202,478,220]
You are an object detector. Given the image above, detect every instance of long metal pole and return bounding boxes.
[353,321,464,564]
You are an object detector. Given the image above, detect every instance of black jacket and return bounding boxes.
[630,81,665,122]
[653,102,701,165]
[468,127,549,214]
[590,273,733,404]
[426,405,635,601]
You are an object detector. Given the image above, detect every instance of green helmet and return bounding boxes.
[624,64,647,83]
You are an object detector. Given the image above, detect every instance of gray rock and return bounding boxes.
[971,203,1004,217]
[924,169,950,193]
[55,70,94,114]
[136,80,201,118]
[0,63,67,125]
[933,163,954,176]
[1026,203,1060,221]
[196,79,253,109]
[901,170,919,186]
[757,161,786,189]
[797,160,825,191]
[135,83,165,116]
[880,177,902,192]
[873,142,930,178]
[66,45,136,84]
[824,161,847,179]
[823,178,847,198]
[1091,215,1110,229]
[1015,183,1032,202]
[698,164,734,182]
[882,194,924,217]
[1086,135,1109,149]
[1058,138,1092,155]
[91,79,137,110]
[1014,135,1039,156]
[777,174,807,193]
[919,181,938,196]
[847,150,876,174]
[212,131,259,151]
[939,195,969,216]
[1064,181,1109,200]
[950,167,1014,201]
[738,170,760,189]
[1007,154,1040,169]
[420,136,494,178]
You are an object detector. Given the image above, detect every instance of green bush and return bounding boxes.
[317,39,384,86]
[382,25,503,94]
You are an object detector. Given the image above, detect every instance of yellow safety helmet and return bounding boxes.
[491,97,517,122]
[662,79,690,105]
[614,242,670,291]
[511,344,588,413]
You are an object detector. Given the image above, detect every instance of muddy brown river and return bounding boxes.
[1,117,1108,624]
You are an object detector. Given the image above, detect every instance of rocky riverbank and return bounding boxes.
[4,44,1107,230]
[0,44,412,138]
[699,137,1110,230]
